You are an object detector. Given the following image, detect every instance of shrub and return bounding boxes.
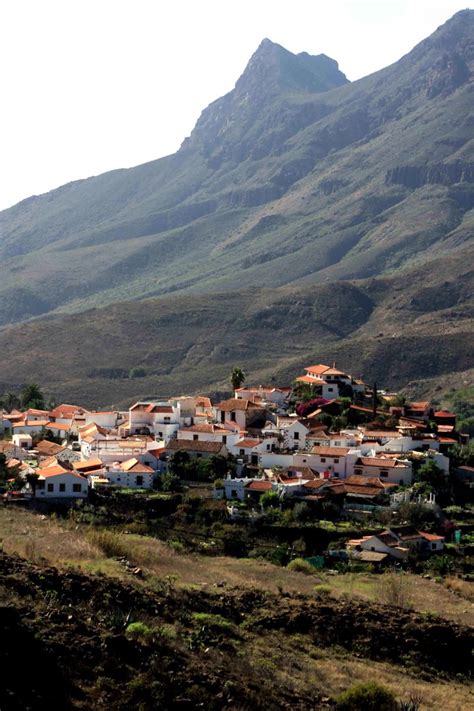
[287,558,315,575]
[87,530,129,558]
[191,613,239,639]
[313,584,332,597]
[336,681,397,710]
[125,622,154,640]
[376,572,412,609]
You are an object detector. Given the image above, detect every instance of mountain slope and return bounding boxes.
[0,10,473,327]
[0,248,472,407]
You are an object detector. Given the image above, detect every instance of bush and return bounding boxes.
[336,682,397,710]
[87,530,129,558]
[125,622,154,641]
[376,572,412,609]
[287,558,315,575]
[191,613,237,635]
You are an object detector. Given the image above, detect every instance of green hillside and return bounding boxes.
[0,10,473,328]
[0,248,471,407]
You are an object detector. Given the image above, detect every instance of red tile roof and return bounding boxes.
[215,398,260,411]
[245,480,272,491]
[304,364,330,375]
[236,439,262,448]
[310,446,350,457]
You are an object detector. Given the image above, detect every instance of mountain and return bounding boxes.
[0,11,473,405]
[0,247,471,408]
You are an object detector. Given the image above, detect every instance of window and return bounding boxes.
[47,483,54,492]
[136,476,143,486]
[193,435,198,441]
[222,436,227,444]
[164,417,170,423]
[230,412,236,422]
[196,453,202,458]
[334,458,339,464]
[380,470,389,478]
[294,432,299,440]
[158,432,163,438]
[320,457,326,463]
[73,484,82,493]
[231,489,237,498]
[328,387,334,392]
[354,468,362,475]
[59,483,66,492]
[239,449,245,456]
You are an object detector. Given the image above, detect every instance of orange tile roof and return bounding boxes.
[37,464,73,477]
[419,532,444,542]
[120,458,154,473]
[310,446,350,457]
[236,439,262,448]
[304,364,330,375]
[245,480,272,491]
[215,398,260,411]
[73,458,104,472]
[357,457,404,468]
[296,375,326,385]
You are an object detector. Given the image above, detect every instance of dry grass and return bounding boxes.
[246,631,474,710]
[323,572,474,627]
[0,508,472,628]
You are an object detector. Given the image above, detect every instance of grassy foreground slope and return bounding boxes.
[0,249,472,407]
[0,507,473,709]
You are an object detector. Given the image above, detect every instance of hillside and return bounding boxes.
[0,248,472,407]
[0,10,473,328]
[1,508,473,710]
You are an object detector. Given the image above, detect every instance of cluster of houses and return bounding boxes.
[0,364,465,521]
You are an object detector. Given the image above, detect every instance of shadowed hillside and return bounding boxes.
[0,249,471,407]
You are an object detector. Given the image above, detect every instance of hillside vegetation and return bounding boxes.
[0,249,472,407]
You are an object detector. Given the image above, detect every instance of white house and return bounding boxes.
[234,386,291,408]
[177,423,241,448]
[12,433,33,450]
[294,446,350,478]
[33,465,88,498]
[105,459,155,489]
[228,437,278,464]
[129,401,181,441]
[213,398,266,430]
[350,456,413,485]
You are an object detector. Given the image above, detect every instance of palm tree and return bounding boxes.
[230,367,246,392]
[20,383,45,409]
[2,392,20,412]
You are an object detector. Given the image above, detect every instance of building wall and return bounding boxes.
[36,474,87,498]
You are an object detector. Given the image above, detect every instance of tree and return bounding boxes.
[159,471,182,493]
[0,454,9,486]
[208,455,229,480]
[25,472,39,496]
[2,392,20,412]
[20,383,45,410]
[230,367,246,392]
[260,490,280,509]
[168,451,191,479]
[416,460,446,491]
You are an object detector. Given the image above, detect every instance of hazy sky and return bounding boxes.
[1,0,470,210]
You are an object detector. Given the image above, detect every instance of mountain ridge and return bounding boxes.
[0,11,473,402]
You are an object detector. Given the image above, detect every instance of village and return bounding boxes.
[1,361,472,568]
